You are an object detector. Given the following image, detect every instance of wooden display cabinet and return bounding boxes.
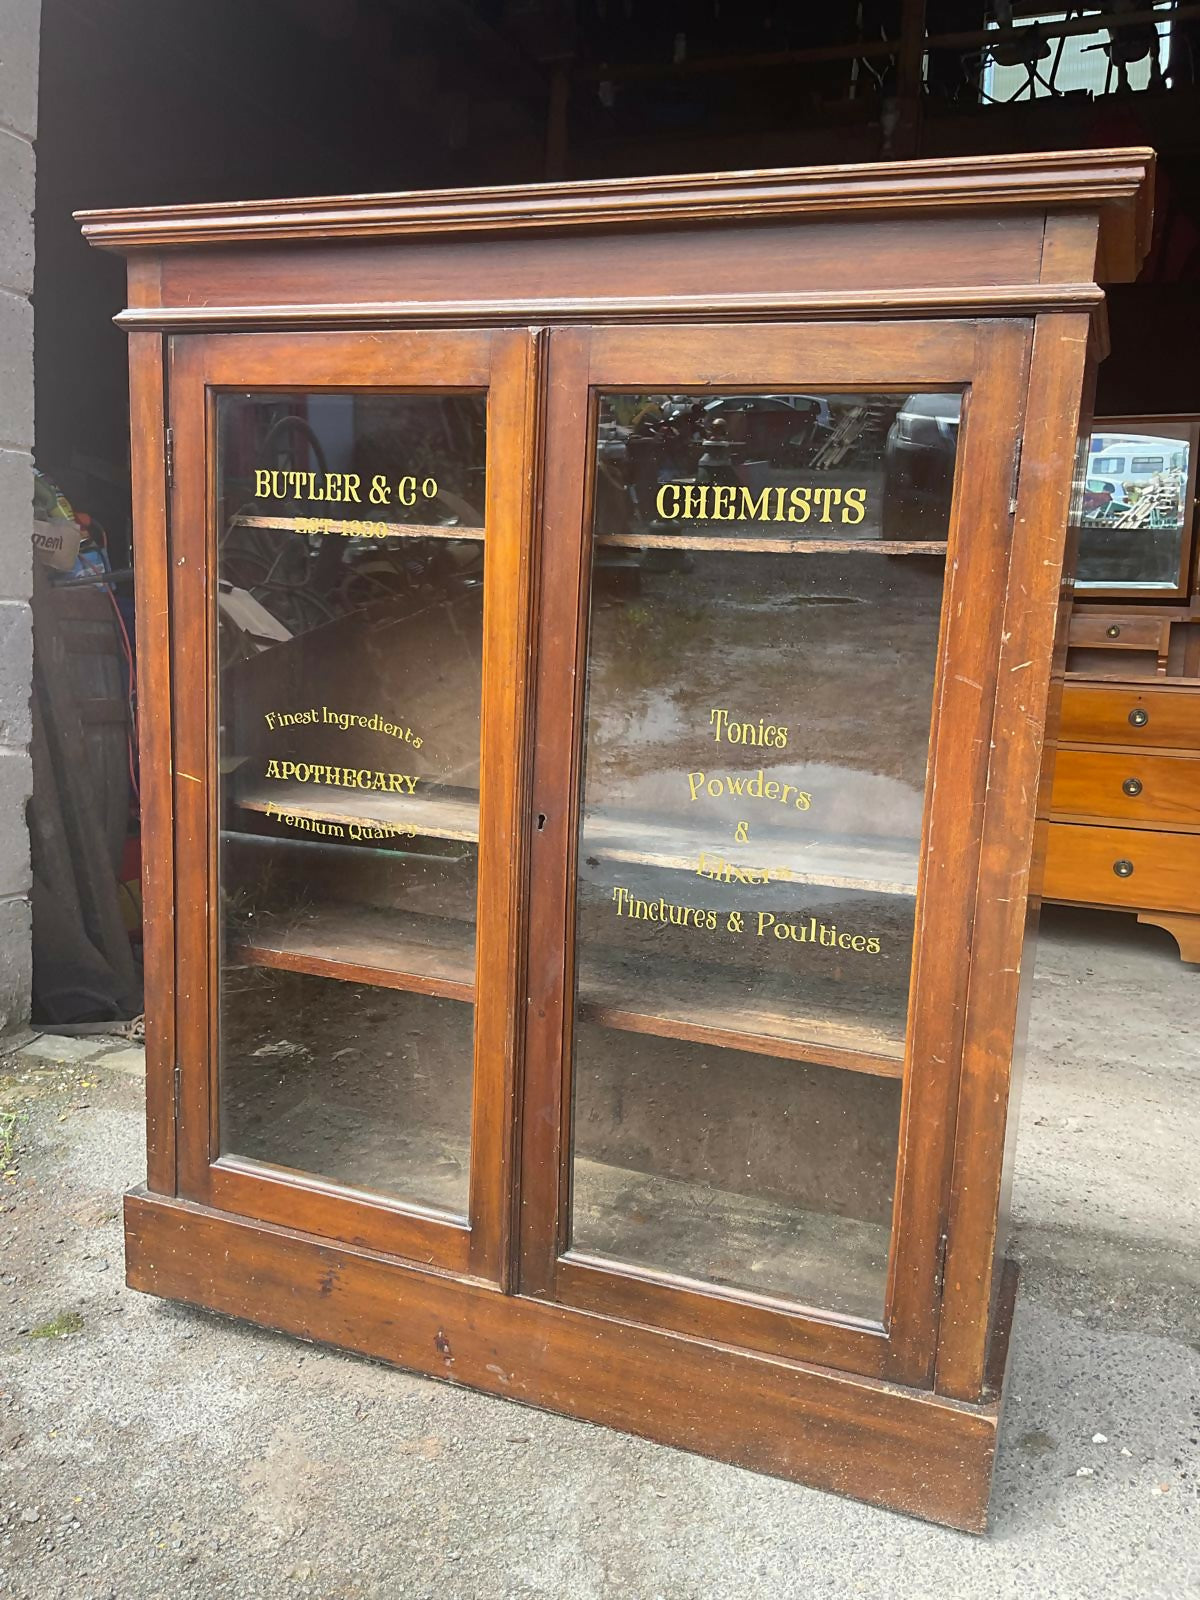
[1044,415,1200,961]
[79,149,1153,1532]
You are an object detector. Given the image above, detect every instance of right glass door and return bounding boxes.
[572,387,952,1322]
[522,321,1032,1383]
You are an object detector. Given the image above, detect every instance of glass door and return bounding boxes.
[169,330,534,1281]
[521,321,1031,1382]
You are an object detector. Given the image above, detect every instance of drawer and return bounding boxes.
[1043,823,1200,913]
[1050,749,1200,827]
[1058,683,1200,751]
[1067,612,1171,653]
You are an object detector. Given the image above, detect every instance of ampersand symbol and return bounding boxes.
[734,820,749,842]
[727,912,744,933]
[369,474,391,504]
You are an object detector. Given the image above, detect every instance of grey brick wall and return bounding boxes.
[0,0,40,1031]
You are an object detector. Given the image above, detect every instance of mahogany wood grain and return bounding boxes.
[470,328,539,1286]
[935,313,1092,1403]
[554,1251,891,1375]
[145,220,1036,319]
[1038,213,1102,293]
[883,318,1031,1387]
[519,326,593,1297]
[165,333,214,1203]
[76,147,1152,266]
[584,319,978,386]
[127,332,176,1195]
[208,1157,472,1271]
[112,283,1107,337]
[125,1187,1002,1534]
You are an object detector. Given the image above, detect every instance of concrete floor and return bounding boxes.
[0,905,1197,1600]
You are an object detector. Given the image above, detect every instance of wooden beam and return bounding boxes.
[890,0,928,159]
[581,4,1200,82]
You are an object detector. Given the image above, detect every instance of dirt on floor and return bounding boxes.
[0,905,1198,1600]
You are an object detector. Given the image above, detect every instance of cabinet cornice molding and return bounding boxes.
[77,147,1153,281]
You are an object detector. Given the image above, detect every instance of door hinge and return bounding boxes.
[935,1230,949,1294]
[1008,433,1023,516]
[165,426,175,490]
[173,1061,181,1117]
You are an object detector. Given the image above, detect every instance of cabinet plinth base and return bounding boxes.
[124,1188,1012,1533]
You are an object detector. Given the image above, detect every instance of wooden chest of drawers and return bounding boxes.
[1046,680,1200,961]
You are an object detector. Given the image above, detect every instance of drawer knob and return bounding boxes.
[1106,625,1122,639]
[1128,708,1149,728]
[1113,858,1135,878]
[1122,777,1143,797]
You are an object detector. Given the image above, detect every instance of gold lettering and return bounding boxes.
[251,467,425,508]
[711,484,736,520]
[645,480,869,524]
[787,487,811,523]
[813,486,838,523]
[739,486,772,521]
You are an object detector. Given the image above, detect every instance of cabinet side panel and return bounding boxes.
[936,312,1092,1401]
[128,329,176,1194]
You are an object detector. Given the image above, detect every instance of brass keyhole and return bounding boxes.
[1113,858,1135,878]
[1106,625,1121,639]
[1122,777,1143,797]
[1128,708,1149,728]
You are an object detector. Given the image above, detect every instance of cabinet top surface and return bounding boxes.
[77,147,1153,277]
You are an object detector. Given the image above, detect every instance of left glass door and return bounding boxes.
[168,330,534,1280]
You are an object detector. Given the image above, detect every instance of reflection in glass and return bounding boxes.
[596,390,961,544]
[1074,419,1195,590]
[569,392,961,1318]
[215,392,486,1214]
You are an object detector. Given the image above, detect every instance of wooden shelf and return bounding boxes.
[233,778,918,896]
[235,777,480,844]
[231,895,903,1076]
[596,533,948,556]
[233,514,484,542]
[583,813,919,897]
[579,945,904,1077]
[233,901,475,1002]
[570,1151,890,1322]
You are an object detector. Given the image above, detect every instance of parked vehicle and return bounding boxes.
[881,392,962,538]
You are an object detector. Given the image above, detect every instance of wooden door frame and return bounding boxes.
[166,327,537,1283]
[519,318,1033,1386]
